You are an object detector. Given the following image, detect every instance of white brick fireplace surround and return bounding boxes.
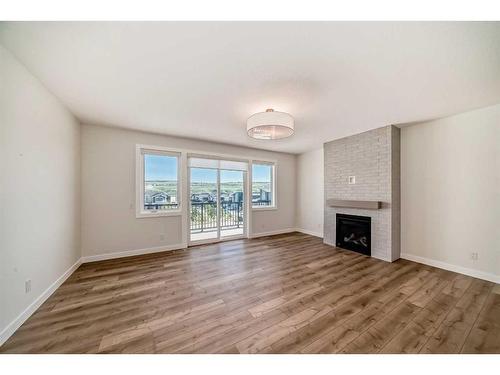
[323,125,401,262]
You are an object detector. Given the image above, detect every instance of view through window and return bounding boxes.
[252,163,274,207]
[143,153,179,211]
[190,169,245,201]
[190,168,245,241]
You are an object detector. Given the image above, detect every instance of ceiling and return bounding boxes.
[1,22,500,154]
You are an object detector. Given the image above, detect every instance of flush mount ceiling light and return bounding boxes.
[247,109,295,140]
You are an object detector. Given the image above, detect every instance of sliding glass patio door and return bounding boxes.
[219,169,245,239]
[189,167,219,242]
[188,157,247,244]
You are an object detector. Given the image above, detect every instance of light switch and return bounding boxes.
[348,176,356,184]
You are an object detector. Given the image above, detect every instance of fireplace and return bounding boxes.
[336,214,371,256]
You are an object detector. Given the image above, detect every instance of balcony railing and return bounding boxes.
[144,203,179,210]
[144,200,273,234]
[252,200,272,206]
[190,201,243,233]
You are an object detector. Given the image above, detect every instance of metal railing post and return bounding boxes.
[201,203,204,232]
[237,202,240,228]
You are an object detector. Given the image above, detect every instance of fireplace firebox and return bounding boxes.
[336,214,371,256]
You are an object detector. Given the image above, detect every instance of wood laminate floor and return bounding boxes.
[1,233,499,354]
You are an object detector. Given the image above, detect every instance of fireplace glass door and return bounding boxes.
[336,214,371,256]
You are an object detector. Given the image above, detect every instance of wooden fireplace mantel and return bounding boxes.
[327,199,382,210]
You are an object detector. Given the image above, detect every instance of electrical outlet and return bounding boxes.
[471,252,479,261]
[159,234,166,241]
[25,279,31,294]
[348,176,356,184]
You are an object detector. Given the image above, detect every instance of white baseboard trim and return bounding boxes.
[401,253,500,284]
[83,231,325,263]
[249,228,296,239]
[323,239,335,247]
[371,254,392,263]
[295,228,324,238]
[82,243,188,263]
[0,257,82,347]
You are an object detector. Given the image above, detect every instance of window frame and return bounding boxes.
[136,146,182,218]
[251,161,277,210]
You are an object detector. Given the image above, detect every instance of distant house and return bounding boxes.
[145,191,171,204]
[252,189,270,203]
[191,192,215,202]
[231,191,244,203]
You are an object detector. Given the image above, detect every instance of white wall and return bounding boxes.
[81,124,297,258]
[0,45,81,342]
[401,103,500,282]
[296,147,324,237]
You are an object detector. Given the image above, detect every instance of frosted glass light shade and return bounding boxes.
[247,109,294,140]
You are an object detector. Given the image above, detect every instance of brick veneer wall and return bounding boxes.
[323,125,401,262]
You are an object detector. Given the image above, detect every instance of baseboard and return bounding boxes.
[84,231,322,261]
[0,257,82,347]
[401,253,499,284]
[81,242,188,263]
[249,228,296,239]
[323,239,335,247]
[295,228,324,238]
[371,254,392,263]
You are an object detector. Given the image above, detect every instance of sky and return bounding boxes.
[145,154,271,182]
[144,154,178,181]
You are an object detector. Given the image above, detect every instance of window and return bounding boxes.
[252,162,275,208]
[137,147,181,217]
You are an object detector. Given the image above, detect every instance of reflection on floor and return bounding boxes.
[190,227,244,242]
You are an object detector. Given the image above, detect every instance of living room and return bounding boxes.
[1,1,499,372]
